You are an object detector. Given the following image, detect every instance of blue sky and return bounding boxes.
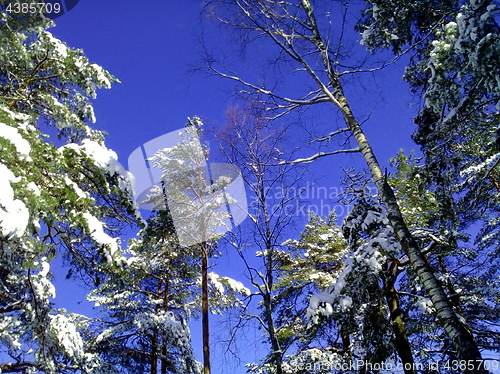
[48,1,428,372]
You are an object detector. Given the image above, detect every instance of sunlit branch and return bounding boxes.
[280,147,360,165]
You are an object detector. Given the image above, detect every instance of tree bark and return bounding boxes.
[383,268,416,374]
[437,256,465,317]
[378,176,485,372]
[0,362,37,373]
[263,292,284,374]
[341,328,351,358]
[260,177,284,374]
[161,272,170,374]
[151,327,158,374]
[201,243,211,374]
[161,338,167,374]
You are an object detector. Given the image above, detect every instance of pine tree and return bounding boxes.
[273,212,350,373]
[87,210,202,374]
[138,118,249,374]
[0,7,139,373]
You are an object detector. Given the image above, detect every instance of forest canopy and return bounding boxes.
[1,1,499,373]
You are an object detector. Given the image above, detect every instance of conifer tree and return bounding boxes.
[87,209,202,374]
[0,5,139,373]
[272,212,350,373]
[140,118,250,374]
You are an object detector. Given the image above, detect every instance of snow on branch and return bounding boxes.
[280,147,360,165]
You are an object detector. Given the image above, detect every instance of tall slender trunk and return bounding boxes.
[343,95,485,370]
[151,327,158,374]
[300,3,486,370]
[161,271,170,374]
[263,291,283,374]
[201,243,211,374]
[341,89,485,371]
[383,266,416,374]
[378,171,485,371]
[259,180,284,374]
[161,338,167,374]
[151,277,164,374]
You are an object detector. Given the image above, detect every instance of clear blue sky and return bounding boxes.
[48,1,426,373]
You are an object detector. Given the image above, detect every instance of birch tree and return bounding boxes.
[202,0,487,370]
[388,149,500,361]
[214,105,304,374]
[359,0,500,361]
[294,168,415,372]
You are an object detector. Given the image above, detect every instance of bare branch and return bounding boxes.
[281,147,360,164]
[209,65,329,106]
[310,127,351,143]
[0,362,38,373]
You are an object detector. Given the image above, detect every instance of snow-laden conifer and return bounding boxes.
[0,8,140,373]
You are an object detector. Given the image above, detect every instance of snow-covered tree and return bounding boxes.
[202,0,487,369]
[87,210,202,374]
[297,193,416,372]
[388,151,500,363]
[302,152,499,370]
[88,202,249,374]
[271,212,350,374]
[141,118,248,374]
[0,7,139,373]
[144,119,233,248]
[359,0,500,362]
[270,202,411,373]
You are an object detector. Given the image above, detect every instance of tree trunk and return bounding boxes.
[378,175,485,372]
[338,85,485,372]
[259,178,284,374]
[263,292,284,374]
[161,338,167,374]
[151,277,164,374]
[161,272,170,374]
[151,327,158,374]
[341,328,351,357]
[438,256,465,317]
[201,244,211,374]
[383,268,416,374]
